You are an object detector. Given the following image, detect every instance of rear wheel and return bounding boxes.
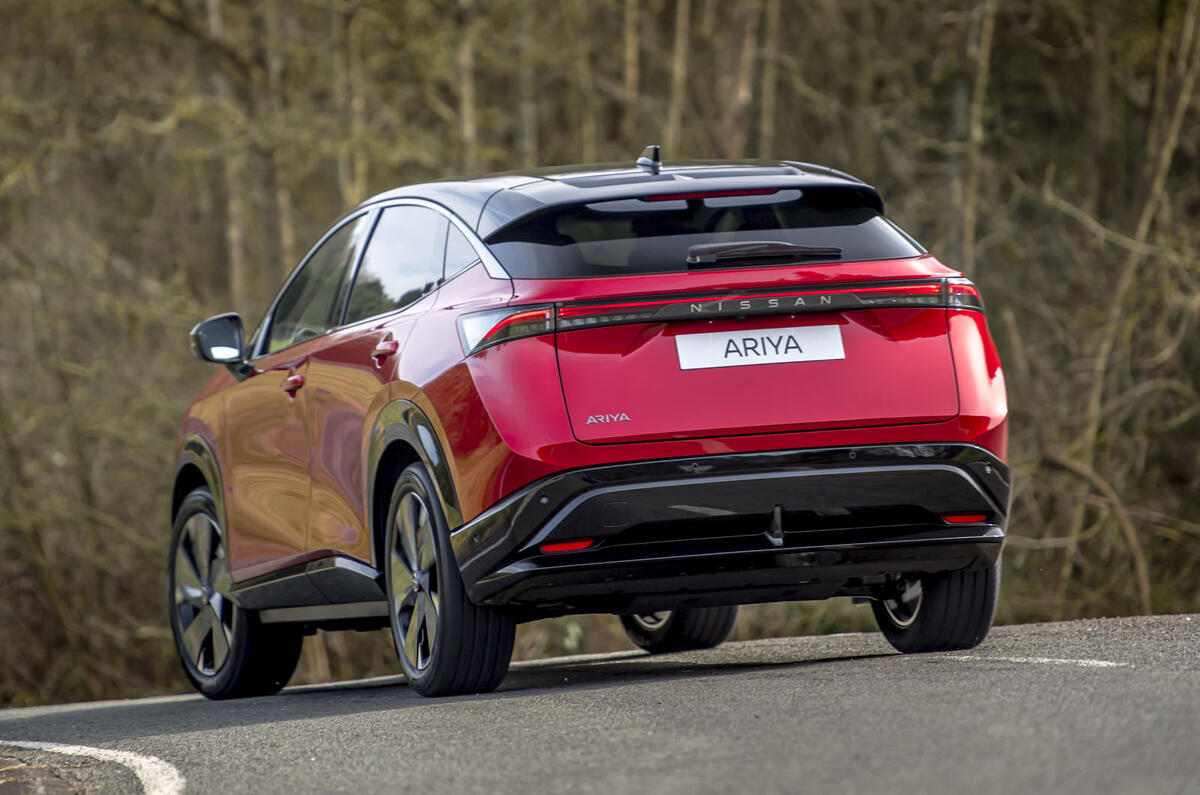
[385,463,515,696]
[168,487,302,699]
[620,606,738,653]
[871,563,999,653]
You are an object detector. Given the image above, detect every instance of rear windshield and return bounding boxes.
[484,188,923,279]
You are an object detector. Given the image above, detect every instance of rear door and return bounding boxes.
[485,188,960,444]
[303,203,453,561]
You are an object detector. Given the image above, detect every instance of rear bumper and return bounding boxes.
[449,443,1010,614]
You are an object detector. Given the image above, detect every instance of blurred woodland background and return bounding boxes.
[1,0,1199,706]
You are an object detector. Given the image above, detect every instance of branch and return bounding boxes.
[1013,171,1183,264]
[1043,452,1153,615]
[131,0,257,83]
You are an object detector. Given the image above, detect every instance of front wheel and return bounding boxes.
[620,606,738,654]
[871,563,999,653]
[168,487,303,699]
[385,463,515,696]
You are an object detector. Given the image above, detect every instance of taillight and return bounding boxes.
[557,279,981,331]
[457,305,554,355]
[459,278,985,354]
[946,278,985,311]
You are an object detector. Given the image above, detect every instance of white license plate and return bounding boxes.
[674,325,845,370]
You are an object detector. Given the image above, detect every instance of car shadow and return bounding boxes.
[0,644,898,746]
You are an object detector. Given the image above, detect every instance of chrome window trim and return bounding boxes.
[331,198,511,330]
[248,198,509,361]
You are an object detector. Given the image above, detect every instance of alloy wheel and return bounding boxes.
[881,577,923,629]
[390,491,441,672]
[172,512,238,676]
[630,611,671,632]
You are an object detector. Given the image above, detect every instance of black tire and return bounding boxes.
[168,487,303,699]
[384,463,515,696]
[620,606,738,653]
[871,562,999,653]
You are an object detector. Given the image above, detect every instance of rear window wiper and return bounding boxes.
[686,241,844,265]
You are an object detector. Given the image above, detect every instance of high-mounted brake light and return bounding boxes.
[642,188,778,202]
[457,305,554,355]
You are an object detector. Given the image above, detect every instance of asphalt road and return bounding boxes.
[2,614,1198,794]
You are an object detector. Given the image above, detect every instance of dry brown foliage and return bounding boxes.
[1,0,1197,705]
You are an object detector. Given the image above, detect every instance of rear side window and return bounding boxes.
[484,188,923,279]
[344,206,449,325]
[444,223,482,280]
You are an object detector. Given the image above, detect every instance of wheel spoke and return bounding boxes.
[390,548,414,596]
[188,514,213,583]
[416,511,437,574]
[403,600,421,667]
[209,591,226,620]
[209,605,230,669]
[882,577,923,628]
[399,495,420,569]
[209,554,233,597]
[422,590,438,650]
[181,607,213,669]
[174,548,204,605]
[395,587,418,619]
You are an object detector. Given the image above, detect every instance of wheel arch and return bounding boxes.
[367,398,462,570]
[173,434,226,528]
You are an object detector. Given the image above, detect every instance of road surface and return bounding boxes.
[2,615,1197,794]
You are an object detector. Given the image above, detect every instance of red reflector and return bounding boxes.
[942,513,988,524]
[643,188,778,202]
[539,539,594,554]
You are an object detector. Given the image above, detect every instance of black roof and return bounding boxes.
[355,160,881,239]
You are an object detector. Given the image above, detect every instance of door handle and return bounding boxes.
[372,339,400,368]
[281,373,305,396]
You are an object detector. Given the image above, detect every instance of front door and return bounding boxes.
[223,212,371,581]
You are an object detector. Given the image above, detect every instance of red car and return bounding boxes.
[171,149,1009,698]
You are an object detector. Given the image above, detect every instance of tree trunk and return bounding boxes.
[458,0,479,173]
[757,0,780,158]
[664,0,691,155]
[207,0,248,314]
[572,0,597,162]
[961,0,998,274]
[622,0,640,143]
[332,6,367,206]
[718,1,761,159]
[518,0,538,167]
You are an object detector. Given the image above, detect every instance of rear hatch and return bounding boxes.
[485,185,963,444]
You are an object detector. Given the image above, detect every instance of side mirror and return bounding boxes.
[190,313,245,363]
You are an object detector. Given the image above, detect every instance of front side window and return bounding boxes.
[344,206,449,326]
[265,214,369,355]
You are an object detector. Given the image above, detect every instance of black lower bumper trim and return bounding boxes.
[450,443,1010,613]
